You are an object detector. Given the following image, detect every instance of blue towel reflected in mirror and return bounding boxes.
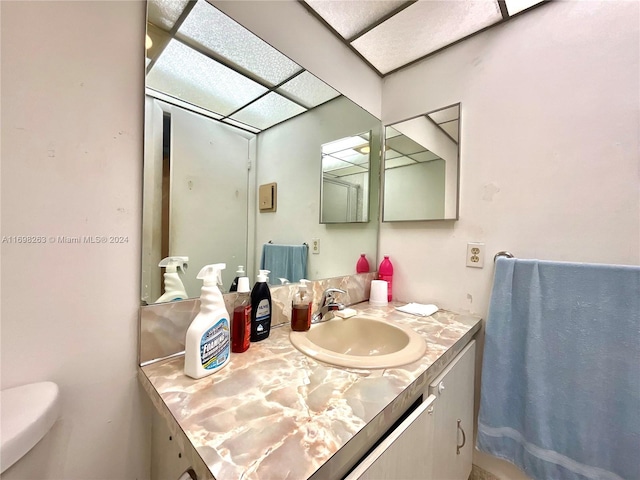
[260,243,308,284]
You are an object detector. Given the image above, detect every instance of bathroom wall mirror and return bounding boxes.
[320,132,371,223]
[382,104,460,222]
[142,0,381,304]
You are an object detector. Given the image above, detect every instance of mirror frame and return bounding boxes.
[381,103,461,222]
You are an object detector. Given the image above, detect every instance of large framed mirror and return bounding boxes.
[382,104,460,222]
[142,0,381,304]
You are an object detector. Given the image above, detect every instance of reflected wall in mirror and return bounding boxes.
[321,132,371,223]
[142,0,381,304]
[382,104,460,222]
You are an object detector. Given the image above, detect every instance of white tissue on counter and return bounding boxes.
[395,303,439,317]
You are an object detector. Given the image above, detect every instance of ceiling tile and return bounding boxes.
[385,156,416,168]
[409,151,442,163]
[277,71,340,108]
[428,104,460,124]
[440,120,459,142]
[177,0,302,86]
[327,165,369,177]
[305,0,407,39]
[230,93,307,130]
[385,134,427,156]
[221,118,261,134]
[505,0,545,16]
[146,40,268,116]
[352,1,502,74]
[322,135,369,155]
[147,0,190,30]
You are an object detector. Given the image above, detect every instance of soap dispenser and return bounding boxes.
[250,269,272,342]
[291,279,312,332]
[229,265,245,292]
[184,263,231,379]
[156,256,189,303]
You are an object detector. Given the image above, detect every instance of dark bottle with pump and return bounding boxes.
[250,269,272,342]
[232,277,251,353]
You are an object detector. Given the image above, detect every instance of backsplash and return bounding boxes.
[139,273,377,364]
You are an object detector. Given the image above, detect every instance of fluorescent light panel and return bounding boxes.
[277,71,340,108]
[352,1,502,74]
[177,0,302,86]
[147,0,190,30]
[146,40,268,117]
[305,0,407,39]
[229,92,307,130]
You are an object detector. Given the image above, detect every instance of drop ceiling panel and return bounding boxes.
[277,71,340,108]
[177,0,302,86]
[323,136,369,155]
[385,156,416,168]
[351,1,502,74]
[409,151,441,163]
[229,92,307,130]
[505,0,545,16]
[323,157,353,171]
[148,0,190,30]
[305,0,408,39]
[385,135,427,156]
[146,40,268,116]
[440,120,459,142]
[328,165,369,177]
[428,105,460,124]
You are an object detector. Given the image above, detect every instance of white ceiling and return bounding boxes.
[302,0,547,75]
[145,0,547,132]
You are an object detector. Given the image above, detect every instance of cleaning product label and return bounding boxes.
[200,318,230,370]
[254,299,270,338]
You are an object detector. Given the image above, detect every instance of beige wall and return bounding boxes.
[1,1,150,478]
[380,1,639,477]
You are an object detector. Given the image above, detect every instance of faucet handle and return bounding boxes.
[321,288,346,305]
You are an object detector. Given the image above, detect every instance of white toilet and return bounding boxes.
[0,382,60,473]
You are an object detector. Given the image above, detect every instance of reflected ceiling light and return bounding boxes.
[146,34,153,50]
[354,144,370,154]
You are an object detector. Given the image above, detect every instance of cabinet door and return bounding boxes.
[429,340,476,480]
[345,394,437,480]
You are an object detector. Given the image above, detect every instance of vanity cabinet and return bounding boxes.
[345,340,476,480]
[429,340,476,480]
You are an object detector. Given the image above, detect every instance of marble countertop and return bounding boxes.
[138,303,482,480]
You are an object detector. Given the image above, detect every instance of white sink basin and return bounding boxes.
[289,316,426,369]
[0,382,60,473]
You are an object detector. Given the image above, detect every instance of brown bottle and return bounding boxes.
[291,280,312,332]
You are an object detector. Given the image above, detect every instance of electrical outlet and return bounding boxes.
[312,238,320,254]
[466,242,485,268]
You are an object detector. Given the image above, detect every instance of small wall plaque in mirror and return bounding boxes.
[382,103,460,222]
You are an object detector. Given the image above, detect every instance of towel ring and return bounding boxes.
[494,251,515,262]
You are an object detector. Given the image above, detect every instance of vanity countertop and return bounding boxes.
[138,303,482,480]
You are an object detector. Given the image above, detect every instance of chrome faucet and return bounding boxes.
[311,288,346,324]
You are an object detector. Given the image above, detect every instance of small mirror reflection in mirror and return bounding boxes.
[320,132,371,224]
[383,104,460,222]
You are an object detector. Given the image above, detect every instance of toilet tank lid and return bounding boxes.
[0,381,60,473]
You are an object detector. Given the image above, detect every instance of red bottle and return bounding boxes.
[232,277,251,353]
[378,255,394,302]
[356,253,370,273]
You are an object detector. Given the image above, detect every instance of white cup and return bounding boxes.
[369,280,388,306]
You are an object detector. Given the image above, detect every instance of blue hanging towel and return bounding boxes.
[260,243,308,284]
[477,258,640,480]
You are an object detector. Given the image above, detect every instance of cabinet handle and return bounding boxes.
[438,381,445,393]
[456,419,466,455]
